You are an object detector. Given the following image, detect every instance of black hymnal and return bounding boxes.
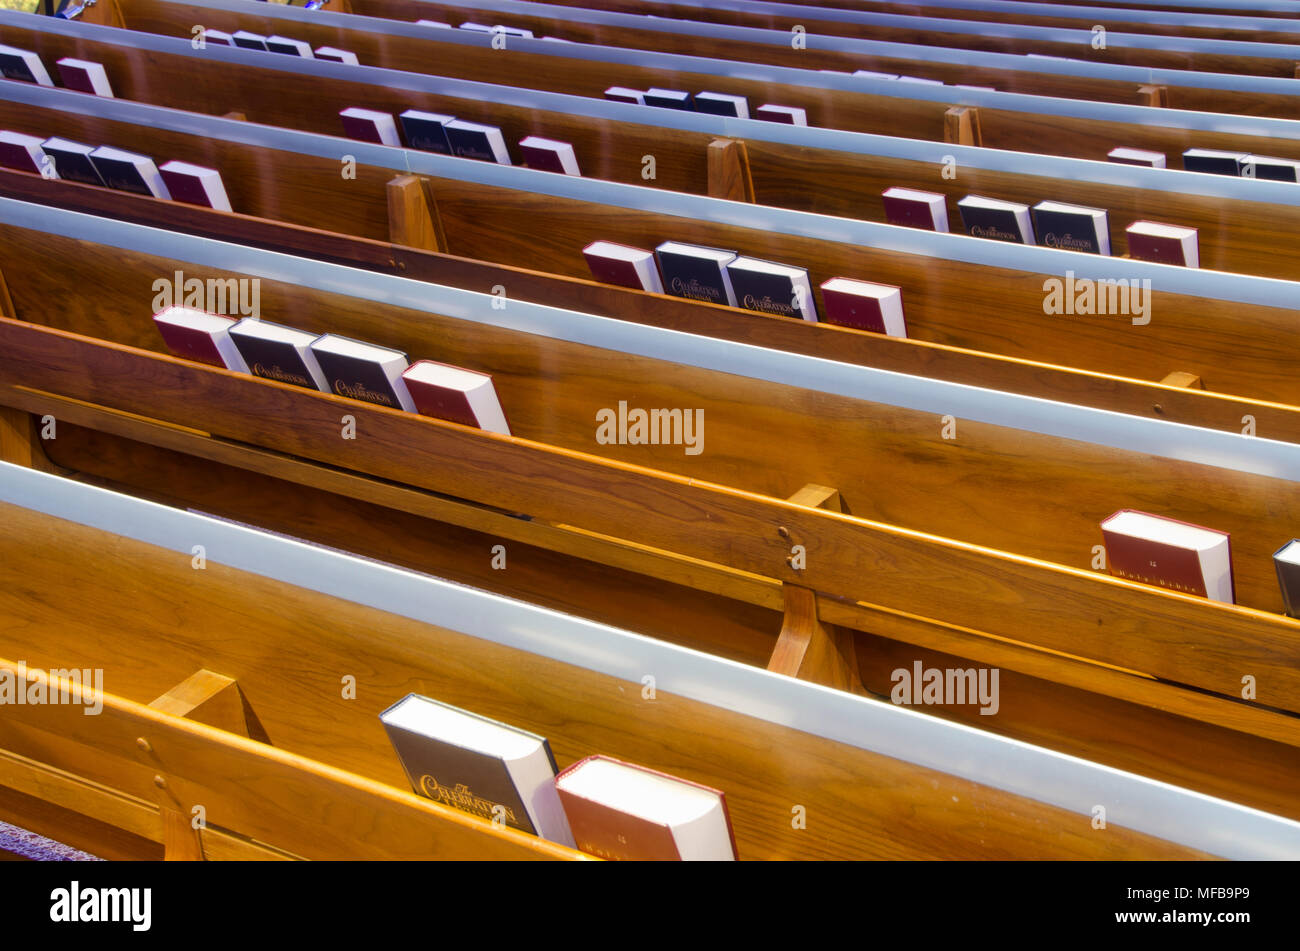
[265,36,314,58]
[694,92,749,119]
[643,88,693,110]
[399,110,454,154]
[379,694,574,844]
[444,120,511,164]
[228,319,329,391]
[1031,201,1110,255]
[231,31,270,51]
[957,195,1035,245]
[725,257,817,321]
[1182,149,1247,176]
[40,137,104,187]
[1244,155,1300,183]
[88,146,170,198]
[308,334,416,411]
[0,44,53,86]
[1275,540,1300,618]
[654,242,738,307]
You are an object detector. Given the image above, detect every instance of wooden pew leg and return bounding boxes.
[161,806,203,861]
[767,482,862,692]
[706,138,756,203]
[1160,371,1204,390]
[387,174,446,253]
[0,406,61,472]
[943,106,982,148]
[1138,84,1168,108]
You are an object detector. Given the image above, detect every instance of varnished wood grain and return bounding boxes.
[0,503,1210,858]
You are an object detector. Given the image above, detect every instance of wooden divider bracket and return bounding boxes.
[706,138,756,203]
[943,107,983,148]
[386,175,446,254]
[1138,85,1169,109]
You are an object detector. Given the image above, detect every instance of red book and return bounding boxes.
[819,278,906,337]
[882,187,948,232]
[1125,221,1198,268]
[338,108,401,146]
[152,307,248,371]
[582,241,664,293]
[55,58,113,97]
[518,136,580,176]
[755,104,807,126]
[0,131,49,175]
[555,755,738,861]
[1100,509,1233,603]
[401,360,510,435]
[159,161,232,212]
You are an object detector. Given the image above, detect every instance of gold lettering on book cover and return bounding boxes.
[743,294,794,316]
[418,775,519,824]
[969,225,1017,241]
[1044,232,1094,252]
[252,363,312,388]
[333,380,395,406]
[669,276,722,303]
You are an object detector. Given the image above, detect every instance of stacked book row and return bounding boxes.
[199,30,359,64]
[0,43,117,96]
[1114,145,1300,183]
[604,86,807,125]
[339,107,580,174]
[1102,510,1300,617]
[381,692,738,861]
[885,186,1199,266]
[153,307,511,435]
[0,128,232,211]
[584,239,907,336]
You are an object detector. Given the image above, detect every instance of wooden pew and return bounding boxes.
[9,22,1300,283]
[2,208,1300,825]
[6,88,1300,422]
[10,461,1283,859]
[76,0,1300,121]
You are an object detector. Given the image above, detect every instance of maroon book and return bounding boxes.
[555,755,738,861]
[755,104,807,126]
[1125,221,1198,268]
[819,278,906,337]
[1100,509,1233,603]
[518,136,580,176]
[56,58,113,97]
[159,161,232,212]
[0,131,48,174]
[882,187,949,232]
[338,108,401,146]
[402,360,510,435]
[582,241,664,293]
[152,307,247,371]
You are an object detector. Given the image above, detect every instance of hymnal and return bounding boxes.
[379,694,574,844]
[445,120,511,164]
[203,30,233,46]
[402,361,511,435]
[230,31,270,51]
[896,75,944,85]
[604,86,645,105]
[265,36,314,58]
[458,22,495,33]
[882,187,949,232]
[228,319,329,391]
[0,131,51,176]
[40,138,102,186]
[957,195,1035,245]
[399,110,454,154]
[0,45,53,86]
[694,92,750,119]
[854,70,899,80]
[1243,155,1300,183]
[654,242,738,306]
[820,278,906,337]
[494,25,534,38]
[416,20,453,28]
[1126,221,1198,268]
[518,136,580,175]
[339,107,401,147]
[725,257,817,322]
[56,58,113,97]
[1107,147,1165,169]
[643,88,693,110]
[582,241,664,293]
[159,161,232,212]
[755,104,807,126]
[555,755,738,861]
[1031,200,1110,255]
[1273,540,1300,618]
[1100,509,1234,603]
[1182,149,1248,176]
[152,307,248,372]
[88,146,171,199]
[309,334,416,411]
[313,47,359,65]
